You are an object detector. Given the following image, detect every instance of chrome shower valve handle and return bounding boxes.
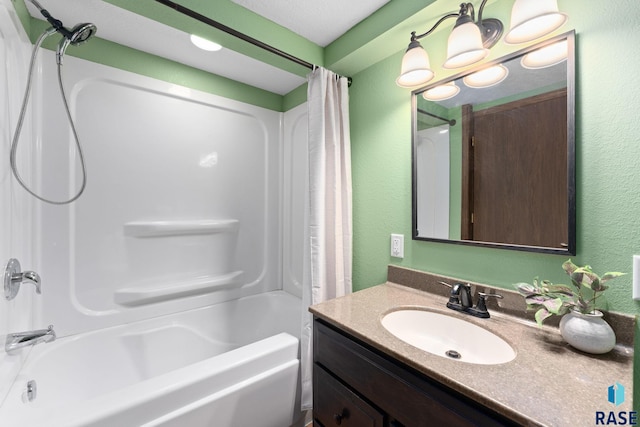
[3,259,41,300]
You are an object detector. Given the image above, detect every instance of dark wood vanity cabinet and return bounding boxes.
[314,366,385,426]
[312,318,519,427]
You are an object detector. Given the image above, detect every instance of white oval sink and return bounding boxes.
[381,309,516,365]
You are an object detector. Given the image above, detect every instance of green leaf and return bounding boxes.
[516,283,537,296]
[535,308,553,326]
[532,277,541,290]
[571,267,599,289]
[562,259,578,275]
[542,297,563,314]
[591,281,608,293]
[601,272,626,283]
[525,295,547,306]
[544,284,574,296]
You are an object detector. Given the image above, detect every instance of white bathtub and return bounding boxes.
[0,291,304,427]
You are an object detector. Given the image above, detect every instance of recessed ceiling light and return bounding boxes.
[190,34,222,51]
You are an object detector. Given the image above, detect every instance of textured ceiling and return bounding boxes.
[231,0,390,47]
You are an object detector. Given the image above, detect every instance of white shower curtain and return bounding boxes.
[300,67,353,411]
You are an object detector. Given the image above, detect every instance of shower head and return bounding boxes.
[56,23,97,65]
[67,22,97,45]
[26,1,97,63]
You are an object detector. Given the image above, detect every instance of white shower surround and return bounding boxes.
[1,2,310,423]
[36,51,285,335]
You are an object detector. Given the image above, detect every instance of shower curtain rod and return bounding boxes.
[417,108,456,126]
[153,0,352,86]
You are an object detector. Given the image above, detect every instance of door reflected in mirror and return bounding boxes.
[412,31,575,254]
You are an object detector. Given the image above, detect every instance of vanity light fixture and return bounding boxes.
[397,1,502,88]
[190,34,222,51]
[521,39,568,69]
[397,0,568,88]
[463,64,509,88]
[422,82,460,101]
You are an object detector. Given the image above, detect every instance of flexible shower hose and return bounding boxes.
[10,27,88,205]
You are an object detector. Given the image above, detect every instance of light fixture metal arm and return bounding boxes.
[412,12,459,41]
[412,1,502,48]
[477,0,489,23]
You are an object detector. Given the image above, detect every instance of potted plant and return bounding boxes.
[516,259,625,354]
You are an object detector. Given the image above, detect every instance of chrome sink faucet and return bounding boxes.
[5,325,56,355]
[439,282,503,318]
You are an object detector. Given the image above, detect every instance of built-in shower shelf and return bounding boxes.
[123,219,239,237]
[114,270,244,306]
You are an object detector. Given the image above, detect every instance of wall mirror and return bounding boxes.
[412,31,575,254]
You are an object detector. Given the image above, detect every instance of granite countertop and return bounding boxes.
[309,269,635,427]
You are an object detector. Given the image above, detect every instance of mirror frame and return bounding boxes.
[411,30,576,255]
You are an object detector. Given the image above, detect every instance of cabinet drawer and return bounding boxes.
[314,365,384,427]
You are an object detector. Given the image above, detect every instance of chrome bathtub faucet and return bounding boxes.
[5,325,56,355]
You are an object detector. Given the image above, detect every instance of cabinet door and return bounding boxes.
[314,365,384,427]
[314,319,517,427]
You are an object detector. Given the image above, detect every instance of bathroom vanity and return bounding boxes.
[310,266,635,427]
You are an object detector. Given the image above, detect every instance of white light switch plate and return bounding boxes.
[391,234,404,258]
[633,255,640,300]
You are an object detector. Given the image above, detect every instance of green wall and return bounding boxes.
[349,0,640,317]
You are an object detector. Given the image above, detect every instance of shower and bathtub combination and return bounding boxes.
[0,0,310,425]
